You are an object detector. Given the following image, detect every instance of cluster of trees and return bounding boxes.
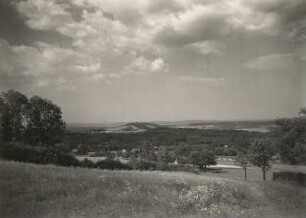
[63,128,265,156]
[0,90,65,146]
[235,139,275,181]
[234,108,306,181]
[274,108,306,164]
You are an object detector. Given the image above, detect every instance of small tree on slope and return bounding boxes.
[250,140,275,181]
[235,152,251,180]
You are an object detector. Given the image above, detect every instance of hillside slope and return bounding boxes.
[0,160,305,218]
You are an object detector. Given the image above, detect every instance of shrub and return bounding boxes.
[79,158,96,168]
[128,160,157,171]
[273,171,306,187]
[95,159,132,170]
[0,143,79,167]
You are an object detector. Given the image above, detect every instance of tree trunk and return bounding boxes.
[203,165,207,173]
[244,167,247,180]
[263,170,266,181]
[199,165,203,172]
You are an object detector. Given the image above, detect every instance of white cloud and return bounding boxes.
[154,1,284,46]
[244,53,300,71]
[188,41,225,56]
[124,56,168,76]
[16,0,73,30]
[6,0,305,91]
[11,0,169,87]
[151,58,168,72]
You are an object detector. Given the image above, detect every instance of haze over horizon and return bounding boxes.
[1,0,305,123]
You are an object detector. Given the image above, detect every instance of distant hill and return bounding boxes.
[185,120,275,132]
[104,122,161,133]
[124,122,160,129]
[67,120,275,133]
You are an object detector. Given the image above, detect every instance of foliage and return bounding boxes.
[0,90,28,142]
[157,149,176,164]
[274,108,306,164]
[63,128,267,156]
[128,160,157,170]
[234,151,251,180]
[175,145,192,164]
[0,90,65,146]
[95,159,132,170]
[79,158,96,168]
[250,139,275,180]
[273,171,306,187]
[0,143,79,167]
[188,148,217,172]
[25,96,65,146]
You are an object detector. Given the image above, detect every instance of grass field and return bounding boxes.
[0,160,306,218]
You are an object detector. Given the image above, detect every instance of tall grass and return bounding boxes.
[1,160,306,218]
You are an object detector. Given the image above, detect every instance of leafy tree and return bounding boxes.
[0,90,28,142]
[175,145,192,164]
[25,96,65,146]
[274,108,306,164]
[234,152,251,180]
[250,140,275,181]
[158,149,175,164]
[189,149,217,172]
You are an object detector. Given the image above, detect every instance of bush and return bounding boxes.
[0,143,79,167]
[79,158,96,168]
[128,160,157,171]
[95,159,132,170]
[273,171,306,187]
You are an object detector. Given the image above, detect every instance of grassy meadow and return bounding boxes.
[1,160,306,218]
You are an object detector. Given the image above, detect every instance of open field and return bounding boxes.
[1,160,306,218]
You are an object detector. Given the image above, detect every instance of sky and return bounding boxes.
[0,0,305,123]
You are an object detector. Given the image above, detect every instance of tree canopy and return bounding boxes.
[250,139,275,180]
[0,90,65,146]
[234,151,251,180]
[274,108,306,164]
[25,96,65,146]
[0,90,28,142]
[189,148,216,172]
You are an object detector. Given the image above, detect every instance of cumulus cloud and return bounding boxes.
[2,0,305,92]
[154,0,287,46]
[188,41,225,56]
[16,0,73,30]
[5,0,170,89]
[124,56,168,76]
[244,53,301,71]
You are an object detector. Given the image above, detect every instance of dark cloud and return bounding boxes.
[247,0,306,41]
[0,0,72,46]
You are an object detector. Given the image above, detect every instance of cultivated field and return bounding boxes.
[0,160,306,218]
